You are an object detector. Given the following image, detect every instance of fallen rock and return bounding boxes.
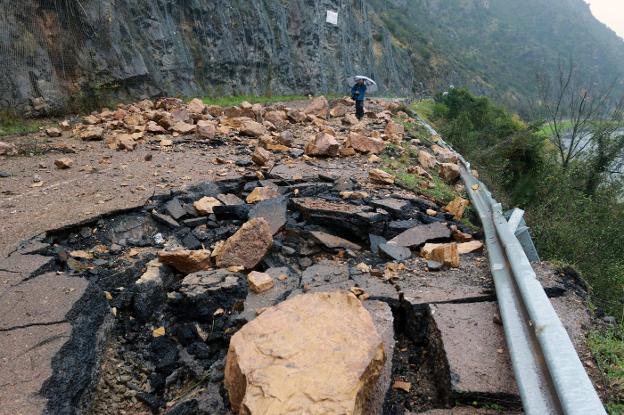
[187,98,206,114]
[171,121,197,134]
[431,144,459,163]
[223,117,266,137]
[418,150,437,169]
[304,132,339,157]
[264,110,288,125]
[107,133,137,151]
[429,243,460,268]
[343,113,359,125]
[214,218,273,269]
[277,130,294,147]
[246,187,280,204]
[439,163,460,183]
[287,109,307,123]
[369,169,395,185]
[310,231,362,251]
[346,132,386,154]
[196,120,216,139]
[45,127,62,137]
[79,127,105,141]
[146,121,167,133]
[54,157,73,169]
[224,292,385,414]
[330,105,349,118]
[247,271,274,293]
[390,223,451,248]
[407,165,432,179]
[158,249,212,274]
[59,120,71,131]
[251,146,271,166]
[194,197,222,215]
[445,197,470,220]
[248,196,288,235]
[458,240,484,254]
[304,96,329,118]
[384,120,405,142]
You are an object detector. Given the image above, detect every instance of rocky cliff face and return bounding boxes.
[0,0,414,115]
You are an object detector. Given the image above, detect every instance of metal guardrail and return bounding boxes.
[415,116,607,415]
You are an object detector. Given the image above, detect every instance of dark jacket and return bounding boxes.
[351,83,367,101]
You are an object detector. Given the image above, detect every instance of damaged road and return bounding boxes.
[0,97,600,414]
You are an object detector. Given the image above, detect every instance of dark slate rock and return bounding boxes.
[249,196,288,234]
[369,234,387,254]
[133,281,166,322]
[379,243,412,261]
[182,217,208,227]
[165,198,187,220]
[216,193,245,205]
[235,159,253,167]
[151,337,179,374]
[389,222,451,248]
[0,171,11,177]
[427,260,445,272]
[151,210,180,228]
[289,148,305,158]
[370,198,411,217]
[182,233,202,250]
[212,204,250,221]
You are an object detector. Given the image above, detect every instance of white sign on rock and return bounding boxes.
[326,10,338,25]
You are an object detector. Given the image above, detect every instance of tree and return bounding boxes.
[535,59,624,170]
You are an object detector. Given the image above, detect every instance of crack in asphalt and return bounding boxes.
[0,320,68,332]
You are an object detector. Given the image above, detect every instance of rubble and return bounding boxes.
[445,197,470,220]
[304,132,339,157]
[439,163,461,183]
[46,127,62,137]
[251,146,271,166]
[369,169,395,185]
[418,150,437,169]
[346,132,386,154]
[304,95,329,118]
[247,271,275,293]
[224,292,385,414]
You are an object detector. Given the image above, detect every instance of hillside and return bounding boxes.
[1,0,623,114]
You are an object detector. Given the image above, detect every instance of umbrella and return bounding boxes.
[347,75,378,93]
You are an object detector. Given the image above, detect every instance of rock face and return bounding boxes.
[1,1,414,115]
[224,292,386,414]
[214,218,272,269]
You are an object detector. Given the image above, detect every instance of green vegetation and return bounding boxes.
[589,327,624,413]
[426,89,624,408]
[0,112,42,136]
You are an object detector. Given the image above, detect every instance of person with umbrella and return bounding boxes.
[348,76,377,121]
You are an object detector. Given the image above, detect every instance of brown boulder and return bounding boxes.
[304,133,339,157]
[304,96,329,119]
[158,249,212,274]
[214,218,273,270]
[445,197,470,220]
[45,128,62,137]
[79,127,105,141]
[223,117,266,137]
[427,243,460,268]
[431,144,459,163]
[287,109,307,123]
[187,98,206,114]
[146,121,167,134]
[277,130,295,147]
[224,292,385,414]
[330,105,349,118]
[384,120,405,143]
[197,120,216,139]
[346,132,386,154]
[439,163,461,183]
[0,141,17,156]
[171,121,197,134]
[264,110,288,125]
[418,150,437,169]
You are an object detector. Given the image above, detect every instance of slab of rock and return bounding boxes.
[45,127,62,137]
[310,231,362,251]
[369,169,395,185]
[248,196,287,235]
[390,223,451,248]
[429,302,519,400]
[216,193,245,206]
[158,249,212,274]
[379,243,412,261]
[305,132,339,157]
[214,218,273,269]
[54,157,73,169]
[164,198,187,220]
[246,187,280,203]
[225,292,386,414]
[445,197,470,220]
[247,271,275,293]
[151,210,181,228]
[418,150,437,170]
[370,198,411,216]
[457,240,484,254]
[194,197,222,215]
[304,96,329,118]
[439,163,460,183]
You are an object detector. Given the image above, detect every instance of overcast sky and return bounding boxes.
[585,0,624,39]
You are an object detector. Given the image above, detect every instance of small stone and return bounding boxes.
[59,120,71,131]
[368,154,381,163]
[457,240,484,254]
[385,120,405,142]
[423,243,460,268]
[247,271,275,293]
[427,260,444,272]
[310,231,361,251]
[79,127,105,141]
[171,121,197,134]
[152,327,166,338]
[426,209,437,216]
[54,157,73,169]
[369,169,395,185]
[392,380,411,393]
[214,218,273,270]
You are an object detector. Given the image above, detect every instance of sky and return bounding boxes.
[585,0,624,39]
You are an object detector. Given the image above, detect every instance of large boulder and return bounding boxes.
[213,218,272,269]
[304,96,329,119]
[304,133,339,157]
[346,132,386,154]
[384,120,405,143]
[439,163,461,183]
[225,292,386,414]
[223,117,266,137]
